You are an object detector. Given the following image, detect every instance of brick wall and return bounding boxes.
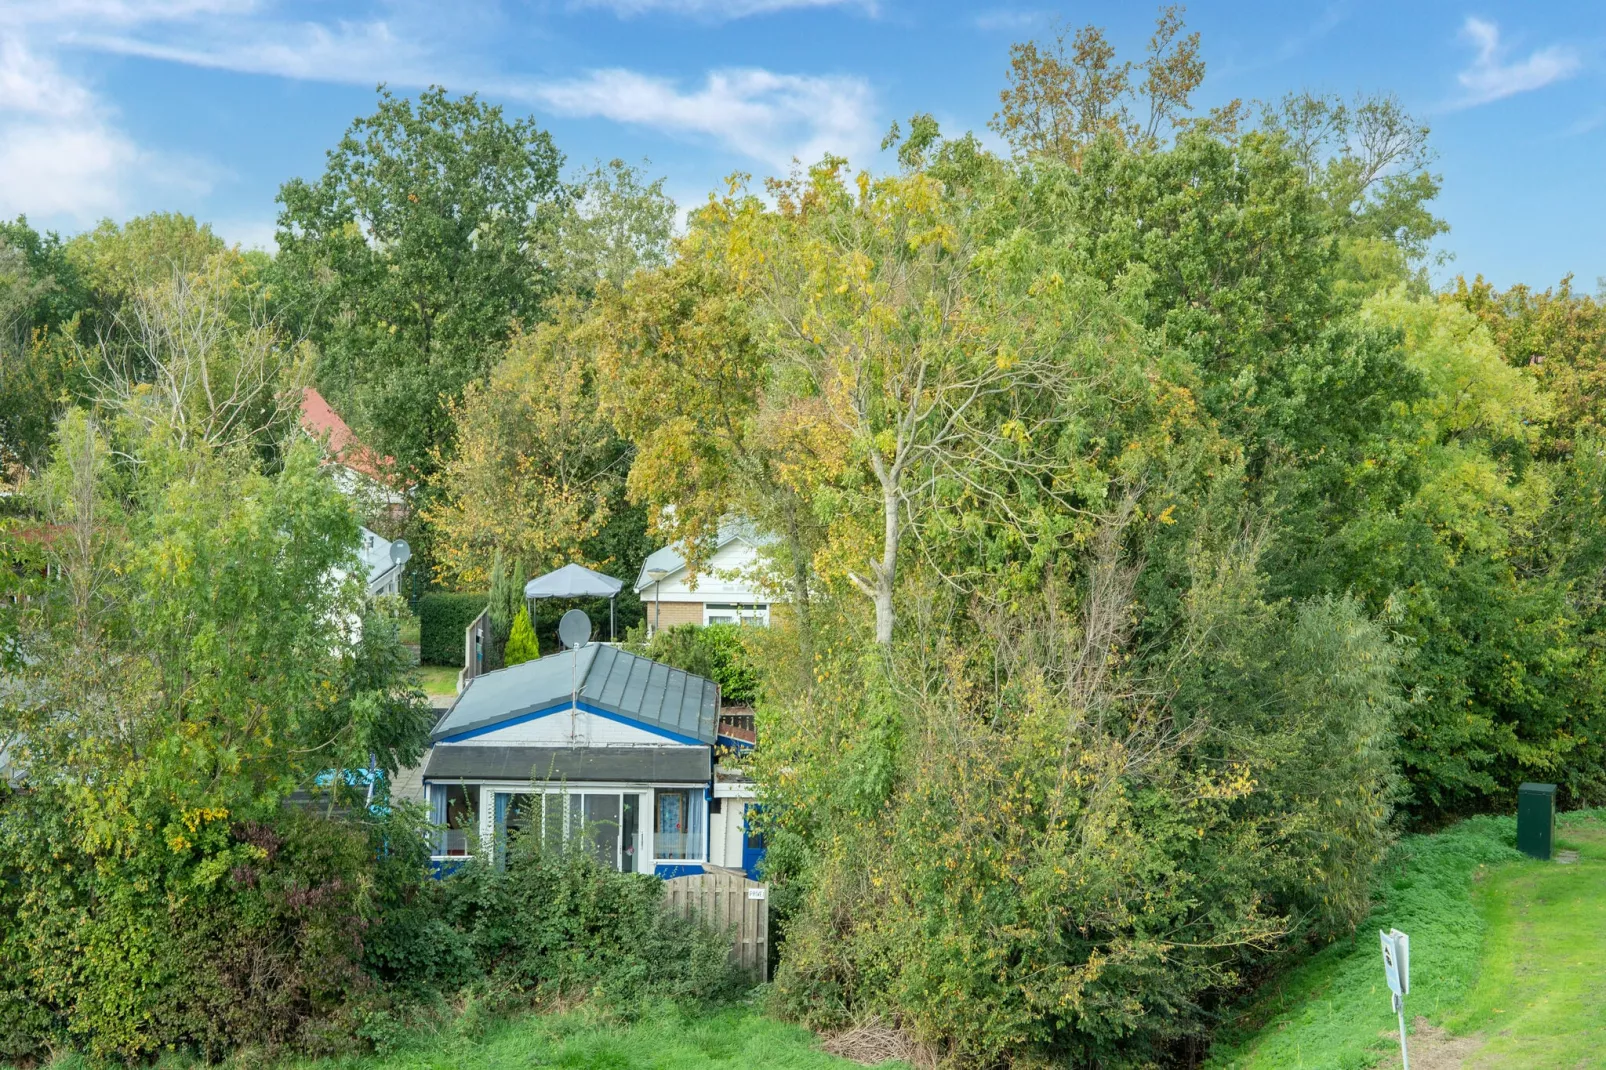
[645,600,703,632]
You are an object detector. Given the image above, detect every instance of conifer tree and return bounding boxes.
[504,605,538,666]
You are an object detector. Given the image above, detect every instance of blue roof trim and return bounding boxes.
[435,699,709,748]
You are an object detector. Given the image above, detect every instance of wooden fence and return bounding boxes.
[459,606,491,691]
[663,866,769,982]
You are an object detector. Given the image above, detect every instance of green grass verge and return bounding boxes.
[35,1004,891,1070]
[415,663,460,697]
[1439,812,1606,1068]
[331,1004,887,1070]
[1209,812,1606,1069]
[1206,816,1524,1069]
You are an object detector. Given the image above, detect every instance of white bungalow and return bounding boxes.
[635,523,774,636]
[419,643,761,878]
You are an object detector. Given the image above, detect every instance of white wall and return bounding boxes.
[650,538,767,604]
[446,709,684,747]
[709,800,752,870]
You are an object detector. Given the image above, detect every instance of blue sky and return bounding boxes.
[0,0,1600,289]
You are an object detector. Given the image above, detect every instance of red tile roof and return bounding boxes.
[298,387,400,485]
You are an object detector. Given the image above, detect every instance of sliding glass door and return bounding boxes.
[494,789,643,872]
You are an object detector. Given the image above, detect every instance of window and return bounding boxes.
[654,788,706,861]
[492,790,644,872]
[703,603,770,627]
[429,783,480,857]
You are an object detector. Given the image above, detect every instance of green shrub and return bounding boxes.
[628,623,759,705]
[418,591,488,666]
[437,826,737,1007]
[504,605,539,666]
[0,790,433,1063]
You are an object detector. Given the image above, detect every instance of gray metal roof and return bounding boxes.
[430,644,720,745]
[425,744,711,783]
[525,562,624,600]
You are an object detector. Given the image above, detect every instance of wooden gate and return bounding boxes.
[662,866,769,982]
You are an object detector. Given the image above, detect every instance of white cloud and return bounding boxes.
[78,19,435,85]
[1455,16,1580,107]
[3,0,880,220]
[971,9,1045,32]
[0,35,140,221]
[526,67,877,169]
[572,0,870,19]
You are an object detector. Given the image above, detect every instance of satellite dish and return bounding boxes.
[389,539,411,567]
[558,608,592,650]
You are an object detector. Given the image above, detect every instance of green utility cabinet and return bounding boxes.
[1517,782,1556,860]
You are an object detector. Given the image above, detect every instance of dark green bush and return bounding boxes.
[0,792,432,1063]
[627,623,759,705]
[418,591,488,666]
[437,827,737,1006]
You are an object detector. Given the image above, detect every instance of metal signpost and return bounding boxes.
[1380,928,1411,1069]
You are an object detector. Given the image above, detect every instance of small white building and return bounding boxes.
[415,643,763,879]
[635,523,773,636]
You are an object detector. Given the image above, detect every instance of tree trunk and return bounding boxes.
[872,482,899,645]
[783,504,815,686]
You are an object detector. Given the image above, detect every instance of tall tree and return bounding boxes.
[0,217,92,480]
[596,251,826,650]
[534,158,677,298]
[991,6,1236,164]
[424,300,630,588]
[273,86,567,487]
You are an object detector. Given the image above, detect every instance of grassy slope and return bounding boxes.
[1443,813,1606,1068]
[1209,812,1606,1069]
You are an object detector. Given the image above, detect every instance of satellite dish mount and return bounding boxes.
[559,609,593,742]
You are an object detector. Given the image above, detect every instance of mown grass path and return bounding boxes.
[1440,813,1606,1068]
[1209,812,1606,1069]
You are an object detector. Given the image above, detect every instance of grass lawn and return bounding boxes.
[314,1005,889,1070]
[45,1004,892,1070]
[1208,811,1606,1069]
[1439,812,1606,1068]
[415,663,460,698]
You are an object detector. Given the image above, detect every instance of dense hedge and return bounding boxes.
[437,826,737,1005]
[0,785,740,1063]
[627,623,759,705]
[418,591,488,666]
[0,791,433,1062]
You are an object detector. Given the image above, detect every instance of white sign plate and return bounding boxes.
[747,887,767,900]
[1380,928,1410,997]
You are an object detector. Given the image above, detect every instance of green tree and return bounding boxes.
[991,6,1239,164]
[66,211,226,309]
[0,216,93,478]
[534,157,676,297]
[503,605,538,666]
[424,300,632,588]
[273,86,567,487]
[0,260,432,1059]
[1450,273,1606,456]
[596,252,823,657]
